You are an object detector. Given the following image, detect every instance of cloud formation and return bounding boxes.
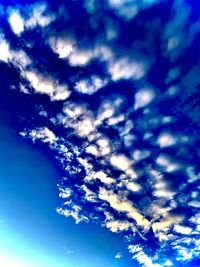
[1,0,200,266]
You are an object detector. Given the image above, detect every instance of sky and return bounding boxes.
[0,113,133,267]
[0,0,200,267]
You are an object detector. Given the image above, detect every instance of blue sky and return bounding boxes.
[0,121,133,267]
[0,0,200,266]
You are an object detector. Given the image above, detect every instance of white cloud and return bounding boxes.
[25,71,71,101]
[163,259,173,266]
[68,49,93,66]
[30,127,57,143]
[187,166,200,183]
[136,252,161,267]
[110,154,132,171]
[99,188,150,229]
[26,71,54,94]
[109,58,145,81]
[0,38,10,62]
[152,213,184,233]
[133,149,150,161]
[95,171,115,185]
[0,35,30,67]
[106,220,131,233]
[75,117,95,137]
[12,50,31,69]
[115,252,123,259]
[49,37,75,59]
[123,181,141,192]
[129,245,161,267]
[85,145,99,156]
[188,200,200,208]
[59,187,72,199]
[75,76,107,95]
[57,205,89,224]
[8,10,24,35]
[174,225,192,235]
[156,154,180,172]
[134,88,155,109]
[25,3,55,29]
[157,132,176,148]
[81,185,97,202]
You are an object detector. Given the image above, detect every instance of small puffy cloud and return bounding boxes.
[49,37,75,59]
[133,149,150,161]
[156,154,180,172]
[109,58,145,81]
[134,88,155,110]
[106,220,131,233]
[68,49,93,66]
[110,154,132,172]
[174,225,192,235]
[8,10,25,35]
[75,76,107,95]
[125,181,142,192]
[157,132,177,148]
[115,252,123,259]
[163,259,173,266]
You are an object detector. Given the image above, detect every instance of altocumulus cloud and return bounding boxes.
[1,0,200,266]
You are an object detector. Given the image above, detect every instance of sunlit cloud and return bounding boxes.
[8,10,25,35]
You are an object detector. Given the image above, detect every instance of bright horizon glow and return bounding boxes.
[0,230,70,267]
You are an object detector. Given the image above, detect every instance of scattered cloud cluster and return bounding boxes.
[1,0,200,266]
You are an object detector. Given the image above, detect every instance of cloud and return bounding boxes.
[75,76,107,95]
[24,71,71,101]
[157,132,177,148]
[8,10,25,35]
[108,57,146,81]
[115,252,123,259]
[24,3,55,29]
[0,38,10,62]
[20,127,57,144]
[134,88,155,110]
[99,188,150,229]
